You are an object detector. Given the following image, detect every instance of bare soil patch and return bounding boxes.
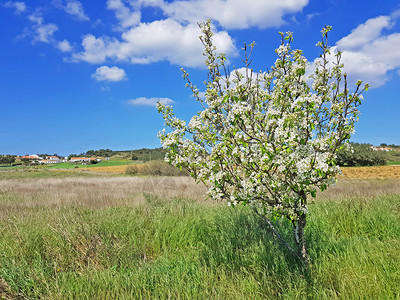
[81,165,130,173]
[340,165,400,179]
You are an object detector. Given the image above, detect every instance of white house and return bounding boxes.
[40,156,61,164]
[69,157,92,163]
[69,157,101,163]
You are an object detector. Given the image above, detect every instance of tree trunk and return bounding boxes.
[292,212,310,267]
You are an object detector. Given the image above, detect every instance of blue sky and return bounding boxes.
[1,0,400,156]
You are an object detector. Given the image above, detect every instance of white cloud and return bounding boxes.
[64,0,89,21]
[27,13,42,24]
[19,12,73,53]
[308,14,400,88]
[161,0,310,29]
[71,0,310,68]
[72,19,236,67]
[58,39,73,52]
[92,66,128,82]
[36,24,58,43]
[72,34,120,63]
[127,97,175,107]
[26,13,59,43]
[107,0,141,29]
[336,16,393,50]
[333,14,400,88]
[4,1,26,14]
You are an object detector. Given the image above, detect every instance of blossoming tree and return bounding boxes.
[158,21,368,265]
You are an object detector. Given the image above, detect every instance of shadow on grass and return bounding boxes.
[187,205,345,295]
[195,208,304,266]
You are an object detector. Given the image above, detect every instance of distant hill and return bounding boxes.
[81,148,167,161]
[112,148,167,161]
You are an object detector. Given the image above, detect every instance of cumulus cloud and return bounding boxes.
[13,10,76,53]
[58,39,73,52]
[107,0,140,29]
[72,19,236,67]
[127,97,175,107]
[92,66,128,82]
[336,16,393,50]
[161,0,309,29]
[3,1,26,14]
[27,14,59,43]
[333,14,400,88]
[64,0,89,21]
[308,14,400,88]
[35,24,58,43]
[71,0,310,67]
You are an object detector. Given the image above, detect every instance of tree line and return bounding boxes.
[0,155,15,164]
[336,143,387,166]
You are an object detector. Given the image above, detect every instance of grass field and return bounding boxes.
[45,160,138,169]
[0,170,399,299]
[0,169,112,180]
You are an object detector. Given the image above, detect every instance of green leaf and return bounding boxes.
[296,68,305,76]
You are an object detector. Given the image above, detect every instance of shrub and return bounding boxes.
[337,143,386,166]
[0,155,15,164]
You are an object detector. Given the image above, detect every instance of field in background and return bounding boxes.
[0,169,110,180]
[81,165,131,173]
[0,171,399,298]
[80,163,400,179]
[340,165,400,179]
[46,160,138,169]
[4,153,400,178]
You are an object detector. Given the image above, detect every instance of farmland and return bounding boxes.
[80,163,400,179]
[46,160,138,169]
[0,168,399,299]
[341,165,400,179]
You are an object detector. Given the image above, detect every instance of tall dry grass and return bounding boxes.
[0,176,208,218]
[1,176,400,214]
[316,178,400,201]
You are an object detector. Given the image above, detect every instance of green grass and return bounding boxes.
[0,190,399,298]
[387,161,400,165]
[0,164,14,168]
[0,169,108,179]
[0,160,138,172]
[45,160,137,169]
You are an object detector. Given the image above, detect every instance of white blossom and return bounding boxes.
[158,22,367,225]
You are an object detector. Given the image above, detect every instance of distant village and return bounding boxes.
[0,148,168,166]
[1,145,398,167]
[370,146,395,152]
[17,145,398,164]
[16,154,106,165]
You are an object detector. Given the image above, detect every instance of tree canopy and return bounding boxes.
[158,21,368,265]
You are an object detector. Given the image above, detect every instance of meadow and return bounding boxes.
[0,169,399,299]
[45,160,138,169]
